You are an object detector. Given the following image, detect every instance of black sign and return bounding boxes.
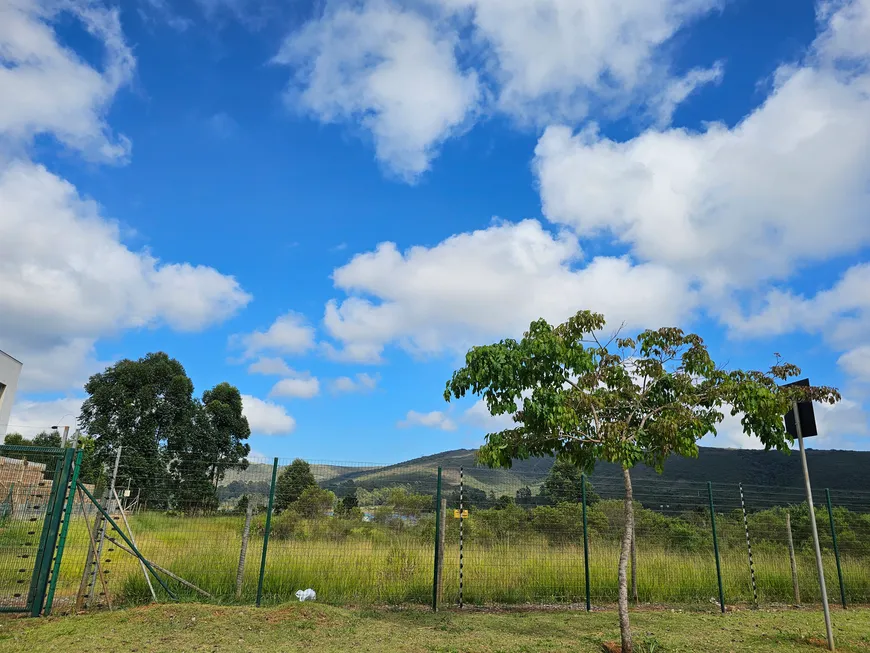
[783,378,818,438]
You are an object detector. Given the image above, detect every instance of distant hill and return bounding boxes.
[317,447,870,512]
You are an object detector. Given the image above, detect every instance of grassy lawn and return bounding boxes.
[1,603,868,652]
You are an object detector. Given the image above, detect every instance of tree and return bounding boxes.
[540,459,599,505]
[293,486,335,518]
[515,486,533,506]
[2,432,26,446]
[275,459,317,512]
[444,310,839,652]
[79,352,251,509]
[32,431,62,448]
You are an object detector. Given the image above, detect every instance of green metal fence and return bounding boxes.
[1,449,868,614]
[0,445,77,616]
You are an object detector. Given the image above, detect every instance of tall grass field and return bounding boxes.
[3,500,867,612]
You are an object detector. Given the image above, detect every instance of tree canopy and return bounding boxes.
[444,310,839,653]
[275,459,317,512]
[78,352,251,509]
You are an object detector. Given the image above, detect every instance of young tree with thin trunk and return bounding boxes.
[444,310,839,653]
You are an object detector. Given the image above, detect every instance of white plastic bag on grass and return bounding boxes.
[296,588,316,602]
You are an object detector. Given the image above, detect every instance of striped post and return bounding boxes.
[459,466,464,608]
[739,483,758,607]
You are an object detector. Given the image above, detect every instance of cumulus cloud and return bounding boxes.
[275,0,480,180]
[461,398,515,432]
[274,0,721,177]
[839,346,870,383]
[269,376,321,399]
[241,394,296,435]
[329,373,379,394]
[397,409,457,431]
[232,312,316,359]
[324,219,696,362]
[443,0,719,123]
[0,161,251,391]
[247,357,296,376]
[534,0,870,294]
[5,396,84,439]
[0,0,135,160]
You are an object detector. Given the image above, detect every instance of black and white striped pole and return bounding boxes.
[459,466,464,608]
[738,483,758,607]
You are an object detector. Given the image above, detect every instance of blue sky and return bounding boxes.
[2,0,870,463]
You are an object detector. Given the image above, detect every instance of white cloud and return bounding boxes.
[0,0,135,160]
[725,263,870,344]
[839,346,870,383]
[461,398,515,432]
[324,219,696,362]
[241,394,296,435]
[5,396,83,439]
[443,0,719,124]
[398,409,457,431]
[233,312,316,359]
[330,373,379,394]
[272,0,723,177]
[649,61,724,126]
[247,357,296,376]
[0,161,252,391]
[269,376,321,399]
[534,0,870,293]
[274,0,480,180]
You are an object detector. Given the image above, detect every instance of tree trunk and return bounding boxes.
[618,466,634,653]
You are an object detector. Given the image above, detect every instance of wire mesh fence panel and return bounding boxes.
[46,455,278,612]
[4,447,870,613]
[259,460,440,606]
[0,450,61,611]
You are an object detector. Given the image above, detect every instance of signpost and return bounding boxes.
[784,378,833,651]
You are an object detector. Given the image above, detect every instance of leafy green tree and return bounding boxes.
[79,352,251,509]
[2,432,26,445]
[444,310,839,652]
[293,486,336,518]
[200,382,251,482]
[540,459,599,505]
[275,459,317,512]
[515,486,532,505]
[32,431,62,448]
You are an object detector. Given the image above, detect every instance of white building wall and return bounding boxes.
[0,350,23,439]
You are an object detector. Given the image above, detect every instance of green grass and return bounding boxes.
[3,508,868,613]
[10,511,863,612]
[1,603,869,652]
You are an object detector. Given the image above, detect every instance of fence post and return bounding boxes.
[786,512,801,605]
[458,466,464,609]
[256,458,278,607]
[437,497,446,606]
[739,483,758,607]
[708,482,724,614]
[27,456,64,615]
[581,473,591,612]
[237,503,253,601]
[44,449,83,615]
[30,449,74,617]
[432,466,442,612]
[825,489,847,609]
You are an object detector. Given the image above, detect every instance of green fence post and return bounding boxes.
[30,448,74,616]
[581,473,591,612]
[44,449,83,615]
[26,457,64,614]
[825,489,847,609]
[256,458,279,607]
[432,466,442,612]
[708,482,725,614]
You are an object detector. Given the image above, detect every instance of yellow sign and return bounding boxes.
[453,509,469,518]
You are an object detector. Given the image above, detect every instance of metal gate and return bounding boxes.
[0,446,81,616]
